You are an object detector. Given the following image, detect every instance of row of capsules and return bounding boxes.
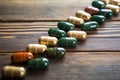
[1,0,120,79]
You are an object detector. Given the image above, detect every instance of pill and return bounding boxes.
[92,0,105,9]
[98,9,113,18]
[100,0,110,4]
[2,66,26,78]
[110,0,120,6]
[39,36,58,46]
[27,44,47,55]
[84,6,100,15]
[48,28,66,38]
[67,30,87,40]
[28,58,49,69]
[46,47,66,58]
[58,37,77,48]
[57,21,75,32]
[11,51,34,63]
[67,16,84,26]
[81,21,99,31]
[105,4,120,14]
[91,15,106,24]
[76,10,91,21]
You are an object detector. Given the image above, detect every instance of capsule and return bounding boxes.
[28,58,49,69]
[67,30,87,40]
[76,10,91,21]
[39,36,58,46]
[110,0,120,6]
[46,47,66,58]
[81,21,99,31]
[57,21,75,32]
[11,51,34,63]
[67,16,84,26]
[91,15,106,24]
[2,66,26,78]
[84,6,100,15]
[105,4,120,14]
[27,44,47,55]
[48,28,66,38]
[100,0,110,4]
[58,37,77,48]
[98,9,113,18]
[92,0,105,9]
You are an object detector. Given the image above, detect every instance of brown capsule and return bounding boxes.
[39,36,58,46]
[67,16,84,26]
[11,51,34,63]
[100,0,110,4]
[2,66,26,78]
[105,4,120,14]
[110,0,120,6]
[27,44,47,55]
[76,10,91,21]
[67,30,87,40]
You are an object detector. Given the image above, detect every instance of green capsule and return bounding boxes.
[58,37,77,48]
[91,15,106,24]
[28,58,49,70]
[46,47,66,58]
[98,9,113,18]
[92,0,105,9]
[58,21,75,32]
[48,28,66,38]
[81,21,99,31]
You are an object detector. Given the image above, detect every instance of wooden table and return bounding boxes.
[0,0,120,80]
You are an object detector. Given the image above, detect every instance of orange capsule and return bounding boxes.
[11,52,34,63]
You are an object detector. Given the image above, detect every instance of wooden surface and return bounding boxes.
[0,0,120,80]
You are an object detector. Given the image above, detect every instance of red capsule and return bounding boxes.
[84,6,100,15]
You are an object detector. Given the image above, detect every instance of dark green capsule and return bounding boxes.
[46,47,66,58]
[48,28,66,38]
[98,9,113,18]
[58,21,75,32]
[81,21,99,31]
[58,37,77,48]
[28,58,49,69]
[92,0,105,9]
[91,15,106,24]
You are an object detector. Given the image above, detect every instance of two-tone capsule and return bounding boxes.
[2,66,26,78]
[28,58,49,69]
[46,47,66,58]
[76,10,91,21]
[27,44,47,55]
[92,0,105,9]
[110,0,120,6]
[81,21,99,31]
[58,37,77,48]
[57,21,75,32]
[39,36,58,46]
[67,30,87,40]
[11,51,34,63]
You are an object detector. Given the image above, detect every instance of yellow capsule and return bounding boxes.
[39,36,58,46]
[105,4,120,14]
[27,44,47,55]
[2,66,26,78]
[76,10,91,21]
[110,0,120,6]
[100,0,110,4]
[67,30,87,40]
[67,16,84,26]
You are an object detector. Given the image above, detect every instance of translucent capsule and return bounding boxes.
[81,21,99,31]
[105,4,120,14]
[100,0,110,4]
[39,36,58,46]
[27,44,47,55]
[28,58,49,69]
[84,6,100,15]
[11,51,34,63]
[67,16,84,26]
[58,37,77,48]
[110,0,120,6]
[57,21,75,32]
[67,30,87,40]
[48,28,66,38]
[76,10,91,21]
[92,0,105,9]
[2,66,26,78]
[46,47,66,58]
